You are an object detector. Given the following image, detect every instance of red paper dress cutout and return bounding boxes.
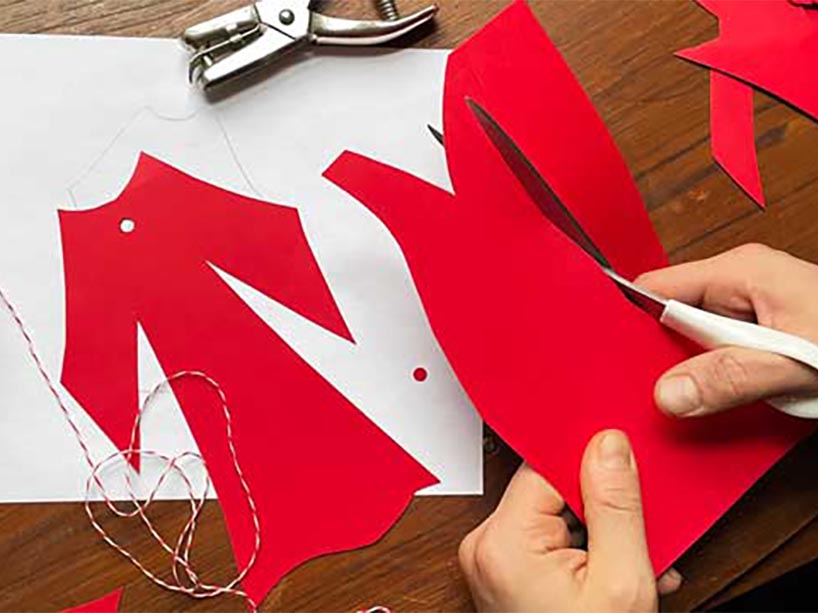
[324,1,812,572]
[677,0,818,207]
[63,588,123,613]
[59,154,436,603]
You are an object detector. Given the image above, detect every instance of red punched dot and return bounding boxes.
[412,367,428,382]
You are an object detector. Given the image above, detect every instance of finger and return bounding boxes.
[657,568,683,596]
[581,430,653,585]
[655,346,818,417]
[492,464,571,553]
[635,247,771,319]
[636,258,722,306]
[458,518,489,577]
[525,515,572,553]
[494,463,565,521]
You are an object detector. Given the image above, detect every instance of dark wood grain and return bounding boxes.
[2,1,818,611]
[705,506,818,609]
[661,432,818,612]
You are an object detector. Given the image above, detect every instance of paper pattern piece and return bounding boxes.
[677,0,818,207]
[62,588,123,613]
[0,35,481,502]
[58,153,436,602]
[325,0,813,572]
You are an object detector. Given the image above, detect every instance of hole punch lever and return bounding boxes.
[182,0,438,89]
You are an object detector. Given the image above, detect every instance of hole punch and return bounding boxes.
[120,219,136,234]
[182,1,439,89]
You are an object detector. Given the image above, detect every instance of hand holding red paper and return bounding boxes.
[325,1,814,573]
[460,431,680,613]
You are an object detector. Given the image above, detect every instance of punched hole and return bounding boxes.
[120,218,136,234]
[412,367,428,382]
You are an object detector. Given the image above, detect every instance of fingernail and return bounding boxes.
[665,567,683,583]
[598,431,632,469]
[656,375,701,416]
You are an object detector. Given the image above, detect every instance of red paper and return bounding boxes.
[710,72,765,206]
[678,0,818,207]
[63,588,123,613]
[59,154,436,603]
[324,0,812,572]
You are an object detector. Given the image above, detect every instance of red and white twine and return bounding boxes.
[0,286,261,611]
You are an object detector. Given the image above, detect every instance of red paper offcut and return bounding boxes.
[62,588,123,613]
[709,73,764,206]
[324,0,813,573]
[677,0,818,207]
[58,154,436,604]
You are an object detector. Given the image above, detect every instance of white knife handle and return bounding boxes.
[660,299,818,419]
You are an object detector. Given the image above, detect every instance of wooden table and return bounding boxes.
[2,1,818,610]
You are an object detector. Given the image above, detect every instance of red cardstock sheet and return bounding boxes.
[324,0,813,572]
[59,154,436,603]
[678,0,818,207]
[63,588,123,613]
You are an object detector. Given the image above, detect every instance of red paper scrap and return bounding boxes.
[59,154,436,603]
[62,588,123,613]
[677,0,818,207]
[324,0,812,573]
[710,72,765,206]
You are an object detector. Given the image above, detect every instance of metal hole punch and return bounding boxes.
[182,0,438,89]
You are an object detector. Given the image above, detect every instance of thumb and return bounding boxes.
[581,430,653,587]
[655,346,818,418]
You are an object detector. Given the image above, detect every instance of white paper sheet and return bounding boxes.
[0,33,482,501]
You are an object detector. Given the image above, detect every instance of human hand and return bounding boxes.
[458,430,681,612]
[637,244,818,418]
